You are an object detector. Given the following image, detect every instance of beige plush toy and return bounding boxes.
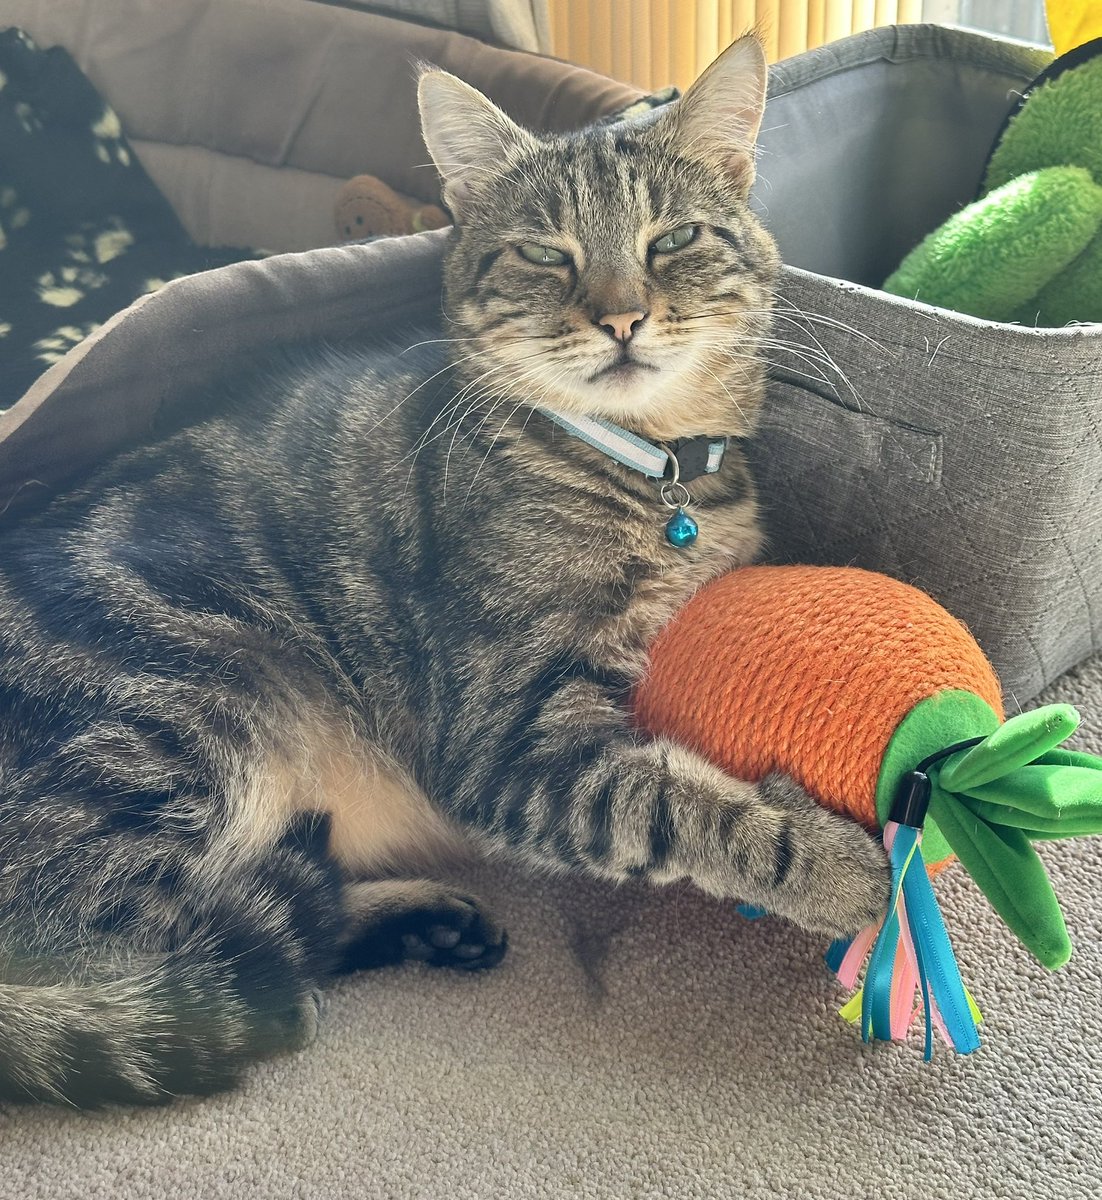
[334,174,449,240]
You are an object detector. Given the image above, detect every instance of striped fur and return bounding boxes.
[0,36,889,1106]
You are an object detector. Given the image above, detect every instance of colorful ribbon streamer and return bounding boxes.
[828,820,982,1059]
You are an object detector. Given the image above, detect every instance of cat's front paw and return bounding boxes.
[751,773,891,939]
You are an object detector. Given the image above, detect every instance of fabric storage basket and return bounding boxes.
[745,24,1102,702]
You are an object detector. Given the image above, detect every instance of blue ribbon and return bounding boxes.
[824,938,852,973]
[901,837,981,1057]
[862,827,908,1044]
[861,823,980,1058]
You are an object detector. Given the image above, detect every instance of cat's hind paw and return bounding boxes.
[337,880,508,973]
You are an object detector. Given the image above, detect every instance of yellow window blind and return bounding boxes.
[549,0,924,89]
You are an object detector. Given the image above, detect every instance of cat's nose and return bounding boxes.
[596,310,648,343]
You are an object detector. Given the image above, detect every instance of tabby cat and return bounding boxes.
[0,35,889,1106]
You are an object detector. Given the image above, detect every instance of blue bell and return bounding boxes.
[665,507,698,547]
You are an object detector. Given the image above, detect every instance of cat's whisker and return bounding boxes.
[376,345,537,499]
[465,399,535,503]
[389,357,529,486]
[694,337,838,393]
[440,358,552,494]
[448,380,521,468]
[396,356,543,488]
[685,306,863,403]
[445,390,530,498]
[450,351,551,418]
[688,359,750,428]
[750,304,866,355]
[762,289,884,348]
[757,299,885,401]
[757,336,848,381]
[717,357,776,397]
[463,358,580,501]
[760,358,840,390]
[363,343,507,438]
[759,326,861,406]
[400,333,557,354]
[713,340,836,388]
[412,158,496,176]
[464,396,524,498]
[399,335,491,353]
[436,367,516,440]
[687,328,834,372]
[680,304,875,369]
[398,402,463,491]
[433,347,549,419]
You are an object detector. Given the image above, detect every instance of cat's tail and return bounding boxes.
[0,835,344,1107]
[0,929,325,1107]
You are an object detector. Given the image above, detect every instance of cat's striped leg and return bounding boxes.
[432,673,890,940]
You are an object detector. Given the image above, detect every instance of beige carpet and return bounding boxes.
[3,659,1101,1200]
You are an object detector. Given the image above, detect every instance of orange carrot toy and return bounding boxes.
[634,565,1102,1057]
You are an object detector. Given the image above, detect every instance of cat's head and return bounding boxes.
[417,35,779,442]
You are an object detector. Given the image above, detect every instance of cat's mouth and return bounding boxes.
[588,355,659,384]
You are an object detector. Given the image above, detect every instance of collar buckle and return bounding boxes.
[663,436,715,483]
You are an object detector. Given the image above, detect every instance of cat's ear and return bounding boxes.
[660,33,768,194]
[417,68,535,215]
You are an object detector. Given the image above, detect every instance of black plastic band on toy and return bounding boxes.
[889,735,988,828]
[914,735,989,776]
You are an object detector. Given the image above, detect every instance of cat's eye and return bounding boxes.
[651,224,698,254]
[518,243,570,266]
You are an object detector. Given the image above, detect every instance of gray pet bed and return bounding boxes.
[1,11,1100,703]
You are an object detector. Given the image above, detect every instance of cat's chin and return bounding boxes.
[547,376,668,426]
[532,350,753,439]
[549,372,712,434]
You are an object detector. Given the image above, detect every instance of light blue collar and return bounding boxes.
[537,408,726,481]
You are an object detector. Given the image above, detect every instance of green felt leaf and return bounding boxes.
[958,798,1102,838]
[1034,747,1102,772]
[939,705,1080,792]
[928,783,1071,970]
[957,762,1102,831]
[875,690,1001,864]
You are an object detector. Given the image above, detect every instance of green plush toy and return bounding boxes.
[883,2,1102,325]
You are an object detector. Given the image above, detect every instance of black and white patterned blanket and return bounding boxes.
[0,27,254,409]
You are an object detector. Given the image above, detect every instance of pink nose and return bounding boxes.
[597,310,647,343]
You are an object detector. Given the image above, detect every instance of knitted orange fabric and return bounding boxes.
[634,565,1003,831]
